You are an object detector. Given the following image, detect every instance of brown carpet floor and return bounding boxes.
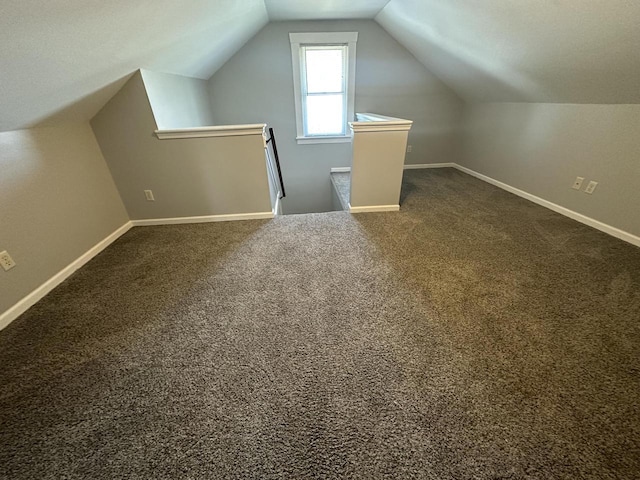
[1,168,639,479]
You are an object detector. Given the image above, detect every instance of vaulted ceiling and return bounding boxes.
[0,0,269,131]
[1,0,639,132]
[377,0,640,104]
[264,0,391,21]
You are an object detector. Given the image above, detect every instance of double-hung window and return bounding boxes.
[290,32,358,144]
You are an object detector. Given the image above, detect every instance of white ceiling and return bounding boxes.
[377,0,640,104]
[1,0,639,132]
[265,0,391,21]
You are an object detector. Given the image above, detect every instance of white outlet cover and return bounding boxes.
[585,181,598,194]
[572,176,584,190]
[0,250,16,271]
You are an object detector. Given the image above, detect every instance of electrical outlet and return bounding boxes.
[585,181,598,194]
[144,190,155,201]
[407,145,413,153]
[0,251,16,271]
[572,176,585,190]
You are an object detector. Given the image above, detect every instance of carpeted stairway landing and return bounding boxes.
[1,169,639,479]
[330,171,350,210]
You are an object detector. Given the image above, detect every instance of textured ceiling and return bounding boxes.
[0,0,268,131]
[377,0,640,104]
[2,0,638,132]
[264,0,391,21]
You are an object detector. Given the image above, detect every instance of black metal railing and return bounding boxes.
[266,127,286,199]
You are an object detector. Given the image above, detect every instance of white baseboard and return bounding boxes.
[3,164,635,331]
[0,221,133,331]
[406,162,639,247]
[404,163,455,169]
[452,164,640,248]
[330,167,351,173]
[131,211,274,226]
[0,210,277,329]
[349,204,400,213]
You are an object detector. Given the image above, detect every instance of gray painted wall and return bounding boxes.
[0,124,129,315]
[208,20,463,214]
[91,72,272,220]
[460,103,640,238]
[141,69,215,129]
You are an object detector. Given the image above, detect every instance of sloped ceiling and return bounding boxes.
[0,0,268,132]
[264,0,391,21]
[2,0,638,132]
[377,0,640,104]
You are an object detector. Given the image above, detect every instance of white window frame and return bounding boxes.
[289,32,358,145]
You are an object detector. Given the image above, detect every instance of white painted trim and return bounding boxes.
[296,135,352,145]
[452,164,640,248]
[348,204,400,213]
[405,162,639,247]
[0,222,133,331]
[131,211,274,226]
[350,113,413,133]
[0,209,278,329]
[350,123,412,133]
[155,124,266,140]
[404,163,455,169]
[330,167,351,173]
[355,113,406,122]
[290,32,358,143]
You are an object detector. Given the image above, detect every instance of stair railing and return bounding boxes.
[265,127,286,199]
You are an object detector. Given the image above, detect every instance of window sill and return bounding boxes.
[296,135,352,145]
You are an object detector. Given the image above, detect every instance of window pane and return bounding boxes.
[305,94,344,136]
[305,48,344,94]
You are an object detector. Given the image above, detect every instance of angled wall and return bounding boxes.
[0,0,269,132]
[208,20,463,214]
[376,0,640,104]
[374,2,640,243]
[0,124,129,320]
[91,71,272,221]
[140,70,215,129]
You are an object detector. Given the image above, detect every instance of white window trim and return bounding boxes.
[289,32,358,145]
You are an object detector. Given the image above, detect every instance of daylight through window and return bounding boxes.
[302,46,347,136]
[290,32,358,144]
